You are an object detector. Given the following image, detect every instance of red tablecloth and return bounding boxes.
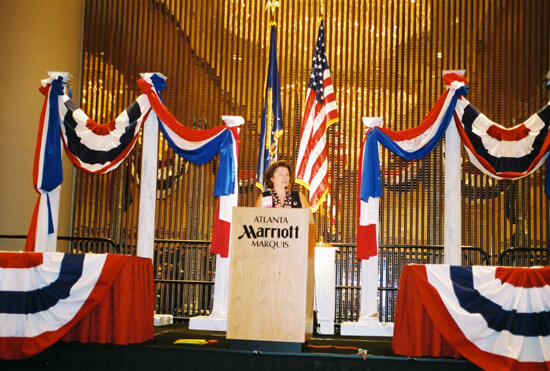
[0,252,154,359]
[392,264,461,359]
[61,254,154,344]
[392,264,550,371]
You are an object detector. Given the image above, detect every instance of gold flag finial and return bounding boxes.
[265,0,280,24]
[319,0,325,17]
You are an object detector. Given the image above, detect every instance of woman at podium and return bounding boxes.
[256,160,310,209]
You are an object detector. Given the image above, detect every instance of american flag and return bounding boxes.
[295,20,339,212]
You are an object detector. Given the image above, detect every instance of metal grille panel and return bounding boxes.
[74,0,550,322]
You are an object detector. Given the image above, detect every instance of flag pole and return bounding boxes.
[256,1,283,191]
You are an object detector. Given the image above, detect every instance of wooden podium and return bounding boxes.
[226,207,315,351]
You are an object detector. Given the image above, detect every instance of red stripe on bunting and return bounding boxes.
[379,90,450,141]
[393,265,548,371]
[443,72,468,86]
[85,118,116,136]
[487,124,530,141]
[211,200,230,257]
[24,195,41,252]
[357,224,377,260]
[33,85,51,189]
[0,252,43,268]
[495,266,550,288]
[138,79,226,140]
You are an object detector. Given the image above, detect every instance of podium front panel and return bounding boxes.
[227,207,315,343]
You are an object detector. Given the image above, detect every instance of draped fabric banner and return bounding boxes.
[357,75,469,259]
[0,252,137,359]
[25,74,72,253]
[393,264,550,371]
[137,77,242,257]
[357,71,550,260]
[60,93,151,174]
[454,97,550,192]
[26,73,241,257]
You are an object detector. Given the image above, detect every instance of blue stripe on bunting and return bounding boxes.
[450,266,550,337]
[46,193,54,234]
[461,103,550,173]
[157,124,235,197]
[40,77,64,192]
[0,254,85,314]
[62,99,141,166]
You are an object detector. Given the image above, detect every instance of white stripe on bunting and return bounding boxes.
[0,253,62,292]
[159,122,228,151]
[0,253,107,338]
[60,94,150,152]
[393,83,463,151]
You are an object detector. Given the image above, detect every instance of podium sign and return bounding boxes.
[227,207,315,344]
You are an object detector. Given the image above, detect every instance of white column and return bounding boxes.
[136,73,164,259]
[358,256,378,320]
[340,117,392,337]
[443,70,464,265]
[209,255,230,318]
[136,112,158,259]
[189,115,244,332]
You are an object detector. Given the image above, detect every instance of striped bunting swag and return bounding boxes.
[357,76,468,260]
[137,77,242,257]
[454,97,550,183]
[26,73,74,252]
[60,94,151,174]
[27,73,241,257]
[0,252,118,359]
[394,264,550,371]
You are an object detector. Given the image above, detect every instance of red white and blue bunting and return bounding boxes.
[357,75,469,260]
[60,92,151,174]
[358,72,550,260]
[26,73,74,252]
[26,72,241,256]
[407,264,550,371]
[0,252,124,359]
[455,97,550,184]
[137,76,241,257]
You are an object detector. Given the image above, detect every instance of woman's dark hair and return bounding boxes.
[264,160,292,189]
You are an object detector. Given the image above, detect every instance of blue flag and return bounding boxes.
[256,24,283,190]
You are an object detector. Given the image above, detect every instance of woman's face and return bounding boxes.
[271,166,290,189]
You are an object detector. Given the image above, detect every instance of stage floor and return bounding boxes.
[1,321,483,371]
[152,322,396,356]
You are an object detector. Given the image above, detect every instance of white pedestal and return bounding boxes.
[339,256,393,337]
[188,314,227,331]
[154,313,174,326]
[188,255,229,331]
[340,319,394,337]
[314,245,337,335]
